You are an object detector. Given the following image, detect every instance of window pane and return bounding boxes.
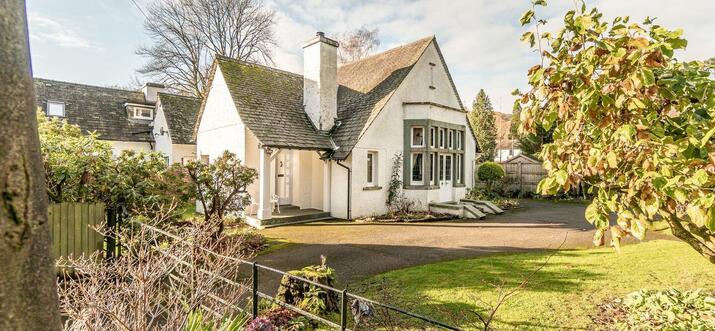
[412,153,423,182]
[448,130,454,149]
[47,102,64,116]
[412,127,424,146]
[445,155,452,181]
[456,155,461,182]
[367,153,373,183]
[430,128,435,147]
[439,129,444,148]
[439,155,445,180]
[429,154,434,182]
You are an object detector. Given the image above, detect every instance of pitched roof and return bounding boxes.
[34,78,154,142]
[157,93,201,144]
[330,36,436,159]
[198,36,466,158]
[215,56,334,150]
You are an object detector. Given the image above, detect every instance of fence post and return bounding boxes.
[518,162,523,193]
[252,262,259,319]
[106,207,115,260]
[340,289,348,331]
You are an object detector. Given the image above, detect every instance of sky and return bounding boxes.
[27,0,715,114]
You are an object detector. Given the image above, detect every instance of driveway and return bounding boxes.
[253,199,669,292]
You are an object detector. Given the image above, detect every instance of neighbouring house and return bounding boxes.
[34,78,200,163]
[195,32,479,225]
[493,111,521,162]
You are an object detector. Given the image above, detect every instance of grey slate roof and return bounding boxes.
[34,78,154,142]
[157,93,201,144]
[215,56,334,150]
[198,36,469,158]
[331,36,437,159]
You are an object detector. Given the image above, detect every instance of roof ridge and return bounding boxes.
[157,91,200,100]
[34,77,144,94]
[215,55,304,79]
[337,35,435,68]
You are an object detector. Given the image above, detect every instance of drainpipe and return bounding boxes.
[335,160,351,220]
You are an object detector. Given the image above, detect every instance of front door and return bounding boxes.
[275,151,291,205]
[438,154,453,202]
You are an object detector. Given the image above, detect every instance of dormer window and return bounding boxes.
[125,103,154,120]
[47,101,65,117]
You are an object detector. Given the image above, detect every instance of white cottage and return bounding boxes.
[195,33,478,226]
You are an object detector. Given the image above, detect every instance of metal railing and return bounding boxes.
[138,222,461,330]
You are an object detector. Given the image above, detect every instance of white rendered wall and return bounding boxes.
[152,102,174,162]
[106,140,152,156]
[348,41,476,218]
[172,144,197,164]
[196,67,245,162]
[329,157,350,219]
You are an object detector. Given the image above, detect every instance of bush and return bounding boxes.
[599,288,715,330]
[477,162,505,182]
[246,317,274,331]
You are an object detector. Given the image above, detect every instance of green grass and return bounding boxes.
[358,240,715,330]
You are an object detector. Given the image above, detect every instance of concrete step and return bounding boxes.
[246,209,332,229]
[460,199,504,214]
[462,204,486,219]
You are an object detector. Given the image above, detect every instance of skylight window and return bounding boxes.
[47,101,65,117]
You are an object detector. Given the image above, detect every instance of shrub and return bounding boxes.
[260,307,298,328]
[246,317,274,331]
[57,217,249,330]
[600,288,715,330]
[184,309,248,331]
[477,162,505,182]
[276,256,339,315]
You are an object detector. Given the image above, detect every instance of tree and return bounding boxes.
[185,151,258,236]
[468,89,498,161]
[38,112,193,219]
[137,0,277,97]
[0,0,61,328]
[38,112,113,203]
[518,1,715,262]
[337,27,380,64]
[509,105,553,157]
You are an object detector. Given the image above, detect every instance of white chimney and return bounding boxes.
[142,82,167,104]
[303,32,339,131]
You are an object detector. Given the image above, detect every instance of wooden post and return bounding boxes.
[518,163,523,193]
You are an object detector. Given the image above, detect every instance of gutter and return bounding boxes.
[335,160,351,220]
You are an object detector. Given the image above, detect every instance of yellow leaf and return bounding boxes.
[606,151,618,169]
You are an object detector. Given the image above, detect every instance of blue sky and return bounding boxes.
[27,0,715,113]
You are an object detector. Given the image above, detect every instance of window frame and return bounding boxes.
[439,128,445,148]
[430,127,435,148]
[448,130,454,149]
[411,126,425,148]
[366,151,378,186]
[411,152,424,184]
[445,154,453,181]
[455,154,462,184]
[47,100,65,117]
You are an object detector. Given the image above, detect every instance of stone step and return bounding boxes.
[462,204,486,219]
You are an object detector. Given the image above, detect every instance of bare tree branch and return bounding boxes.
[337,27,380,65]
[136,0,277,98]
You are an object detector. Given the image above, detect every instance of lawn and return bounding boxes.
[357,240,715,330]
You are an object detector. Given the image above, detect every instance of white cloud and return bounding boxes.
[28,13,100,50]
[262,0,715,114]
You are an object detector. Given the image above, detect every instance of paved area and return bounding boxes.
[253,199,670,292]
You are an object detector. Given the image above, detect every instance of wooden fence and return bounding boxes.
[500,162,547,193]
[48,202,106,259]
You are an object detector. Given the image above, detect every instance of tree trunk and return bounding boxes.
[666,217,715,264]
[0,0,62,329]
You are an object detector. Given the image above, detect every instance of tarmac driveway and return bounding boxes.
[253,199,669,291]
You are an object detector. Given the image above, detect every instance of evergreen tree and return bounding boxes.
[468,89,497,162]
[509,105,552,157]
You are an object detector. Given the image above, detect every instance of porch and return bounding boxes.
[245,205,331,229]
[247,146,333,228]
